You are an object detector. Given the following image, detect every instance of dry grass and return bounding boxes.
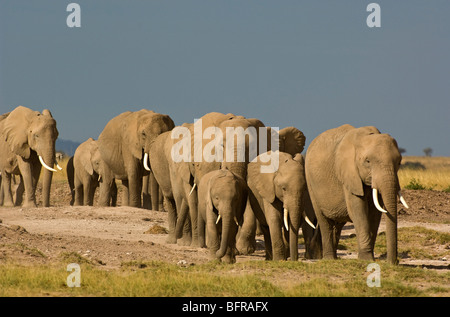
[399,156,450,191]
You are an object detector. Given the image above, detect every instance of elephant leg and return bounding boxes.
[310,195,337,259]
[121,179,129,206]
[264,200,286,260]
[176,198,191,246]
[197,211,207,248]
[236,199,257,255]
[83,179,93,206]
[332,222,345,251]
[16,157,36,207]
[222,223,239,264]
[184,182,198,247]
[345,190,374,261]
[260,224,273,260]
[0,177,3,206]
[74,176,84,206]
[2,171,14,207]
[110,181,118,206]
[126,168,142,208]
[367,198,382,253]
[206,213,220,260]
[142,174,151,209]
[14,175,24,207]
[158,189,164,211]
[150,172,160,211]
[165,197,177,244]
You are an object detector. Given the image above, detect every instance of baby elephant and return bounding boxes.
[69,138,117,206]
[197,168,248,264]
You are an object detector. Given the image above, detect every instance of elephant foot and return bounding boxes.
[358,250,375,261]
[221,255,236,264]
[166,234,177,244]
[22,201,38,208]
[190,237,199,248]
[322,253,338,260]
[177,236,192,246]
[236,242,256,255]
[2,201,15,208]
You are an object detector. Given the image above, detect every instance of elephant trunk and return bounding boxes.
[41,150,56,207]
[373,170,399,265]
[285,203,302,261]
[216,211,233,259]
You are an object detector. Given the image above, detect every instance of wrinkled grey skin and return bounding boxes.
[68,138,117,206]
[97,109,174,208]
[305,124,403,264]
[0,106,59,207]
[197,168,248,263]
[247,151,308,261]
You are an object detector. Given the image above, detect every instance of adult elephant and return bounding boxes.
[247,151,314,261]
[149,124,194,245]
[68,138,117,206]
[150,112,243,246]
[305,124,408,264]
[167,112,267,247]
[0,106,60,207]
[97,109,174,208]
[197,168,248,263]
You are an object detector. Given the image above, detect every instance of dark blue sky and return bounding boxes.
[1,1,449,156]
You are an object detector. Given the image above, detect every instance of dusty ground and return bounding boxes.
[0,182,449,271]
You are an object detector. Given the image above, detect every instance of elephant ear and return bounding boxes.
[293,153,305,165]
[335,131,364,197]
[41,109,53,117]
[279,127,305,156]
[76,138,94,176]
[82,150,95,176]
[2,106,34,159]
[122,112,144,159]
[247,157,276,203]
[205,177,214,219]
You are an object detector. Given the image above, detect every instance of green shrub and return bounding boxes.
[404,178,428,190]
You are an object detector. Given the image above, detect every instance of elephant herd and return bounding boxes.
[0,106,409,265]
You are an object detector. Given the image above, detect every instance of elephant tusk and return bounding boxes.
[143,153,151,171]
[373,188,388,213]
[189,183,196,196]
[56,163,63,170]
[216,214,221,225]
[283,208,289,231]
[234,216,239,226]
[98,175,101,182]
[304,215,316,229]
[398,190,409,209]
[39,156,58,172]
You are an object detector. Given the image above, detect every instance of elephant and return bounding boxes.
[305,124,408,264]
[149,126,193,245]
[150,112,243,246]
[67,156,75,205]
[197,168,248,263]
[0,106,60,207]
[68,138,117,206]
[96,109,174,208]
[247,151,314,261]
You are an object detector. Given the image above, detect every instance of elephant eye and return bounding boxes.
[282,187,286,191]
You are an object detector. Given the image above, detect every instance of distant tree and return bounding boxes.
[423,147,432,157]
[398,147,406,154]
